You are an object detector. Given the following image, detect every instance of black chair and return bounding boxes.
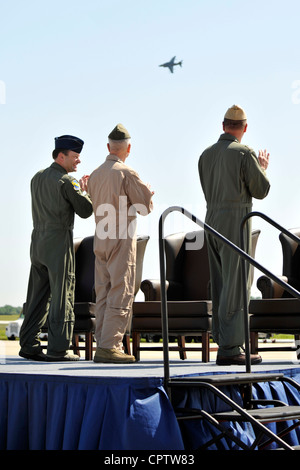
[35,235,149,360]
[73,234,150,359]
[22,236,95,360]
[249,228,300,355]
[72,236,96,360]
[132,229,261,362]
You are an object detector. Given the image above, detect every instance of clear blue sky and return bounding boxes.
[1,0,300,306]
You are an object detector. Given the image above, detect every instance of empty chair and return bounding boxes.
[132,228,261,362]
[132,230,213,362]
[249,228,300,355]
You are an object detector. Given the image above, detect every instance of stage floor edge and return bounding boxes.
[1,354,300,450]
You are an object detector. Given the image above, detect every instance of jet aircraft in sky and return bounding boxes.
[159,56,183,73]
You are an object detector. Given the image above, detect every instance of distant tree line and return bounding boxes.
[0,305,22,315]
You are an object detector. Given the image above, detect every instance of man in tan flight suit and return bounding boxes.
[199,105,270,365]
[19,135,93,361]
[88,124,154,363]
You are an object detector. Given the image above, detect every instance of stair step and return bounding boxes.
[169,372,285,387]
[213,405,300,423]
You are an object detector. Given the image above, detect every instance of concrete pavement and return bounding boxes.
[1,338,299,364]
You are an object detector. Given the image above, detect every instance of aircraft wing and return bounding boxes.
[167,57,176,73]
[159,56,177,73]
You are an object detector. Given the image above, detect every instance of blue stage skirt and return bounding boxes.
[0,374,184,450]
[1,369,300,450]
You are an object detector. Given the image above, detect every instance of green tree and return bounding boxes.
[0,305,22,315]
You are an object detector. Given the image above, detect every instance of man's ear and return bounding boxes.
[56,151,64,163]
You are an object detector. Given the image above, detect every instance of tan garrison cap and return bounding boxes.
[108,123,131,140]
[224,105,247,120]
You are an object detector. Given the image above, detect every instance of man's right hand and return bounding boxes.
[258,149,270,170]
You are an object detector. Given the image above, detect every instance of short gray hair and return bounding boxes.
[108,138,131,151]
[223,118,247,130]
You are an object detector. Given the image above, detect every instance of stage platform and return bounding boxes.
[1,341,300,451]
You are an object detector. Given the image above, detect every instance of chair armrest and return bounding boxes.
[140,279,169,301]
[140,279,185,300]
[256,275,288,299]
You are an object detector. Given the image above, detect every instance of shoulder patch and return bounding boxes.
[71,179,80,191]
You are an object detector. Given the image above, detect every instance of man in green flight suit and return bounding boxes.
[19,135,93,361]
[199,105,270,365]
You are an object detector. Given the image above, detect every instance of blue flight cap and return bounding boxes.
[55,135,84,153]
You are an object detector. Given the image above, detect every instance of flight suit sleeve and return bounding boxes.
[60,176,93,219]
[242,149,270,200]
[124,169,153,216]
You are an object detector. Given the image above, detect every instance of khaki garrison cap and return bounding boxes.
[224,105,247,121]
[108,123,131,140]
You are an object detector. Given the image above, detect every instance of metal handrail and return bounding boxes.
[159,206,300,388]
